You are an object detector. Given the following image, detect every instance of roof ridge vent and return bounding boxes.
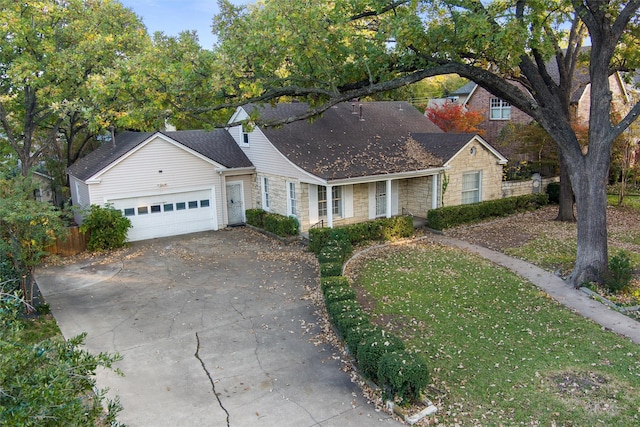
[359,104,365,121]
[351,103,357,114]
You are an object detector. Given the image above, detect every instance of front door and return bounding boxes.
[226,182,244,225]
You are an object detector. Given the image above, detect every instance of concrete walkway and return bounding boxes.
[430,234,640,345]
[36,228,401,427]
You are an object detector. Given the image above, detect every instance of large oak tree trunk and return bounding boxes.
[556,152,576,222]
[567,155,609,287]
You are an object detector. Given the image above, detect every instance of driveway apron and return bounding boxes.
[36,228,400,426]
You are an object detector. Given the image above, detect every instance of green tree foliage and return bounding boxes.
[0,293,123,426]
[0,176,66,310]
[0,0,149,176]
[80,205,132,252]
[211,0,640,286]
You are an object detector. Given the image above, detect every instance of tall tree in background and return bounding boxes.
[210,0,640,286]
[424,102,485,134]
[0,0,149,180]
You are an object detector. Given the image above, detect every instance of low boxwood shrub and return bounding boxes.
[333,310,370,339]
[263,212,299,237]
[309,228,332,255]
[356,328,405,383]
[80,204,131,251]
[318,245,342,263]
[320,276,350,293]
[320,261,342,277]
[245,209,266,228]
[427,193,549,230]
[323,284,356,305]
[310,215,413,253]
[378,350,430,405]
[326,298,363,319]
[344,323,377,356]
[377,216,414,240]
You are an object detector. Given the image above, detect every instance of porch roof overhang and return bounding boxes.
[320,166,447,186]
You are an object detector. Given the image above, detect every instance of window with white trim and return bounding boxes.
[242,132,249,144]
[375,181,386,216]
[461,171,481,204]
[262,177,270,210]
[288,182,297,216]
[490,98,511,120]
[318,186,342,217]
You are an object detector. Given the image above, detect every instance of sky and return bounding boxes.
[119,0,248,49]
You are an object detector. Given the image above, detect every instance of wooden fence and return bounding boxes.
[46,226,88,257]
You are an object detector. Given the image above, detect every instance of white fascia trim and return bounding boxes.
[325,167,446,186]
[227,106,248,128]
[444,135,508,167]
[87,133,224,181]
[463,83,478,106]
[215,166,256,176]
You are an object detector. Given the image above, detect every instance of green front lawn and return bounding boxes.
[349,242,640,426]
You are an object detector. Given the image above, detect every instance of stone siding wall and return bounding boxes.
[502,177,559,198]
[402,176,436,217]
[444,141,504,206]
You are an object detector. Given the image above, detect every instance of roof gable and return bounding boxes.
[248,101,445,180]
[411,133,507,165]
[68,130,253,182]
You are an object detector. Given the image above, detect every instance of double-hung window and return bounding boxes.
[262,177,270,210]
[318,186,342,217]
[461,172,481,204]
[288,182,297,216]
[490,98,511,120]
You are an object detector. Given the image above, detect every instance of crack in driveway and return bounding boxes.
[195,332,230,427]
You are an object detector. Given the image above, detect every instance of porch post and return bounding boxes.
[432,173,439,209]
[327,185,334,228]
[386,179,392,218]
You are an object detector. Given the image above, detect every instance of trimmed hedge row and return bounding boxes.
[427,193,549,230]
[314,227,429,404]
[309,215,413,255]
[246,209,299,237]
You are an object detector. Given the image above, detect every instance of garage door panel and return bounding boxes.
[109,190,217,241]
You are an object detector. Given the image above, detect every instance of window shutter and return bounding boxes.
[368,183,376,219]
[391,180,399,215]
[309,184,319,224]
[343,185,354,218]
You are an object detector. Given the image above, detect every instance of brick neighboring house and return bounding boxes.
[434,67,630,161]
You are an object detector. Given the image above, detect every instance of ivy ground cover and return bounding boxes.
[347,242,640,426]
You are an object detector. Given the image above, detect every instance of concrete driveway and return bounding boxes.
[36,227,400,426]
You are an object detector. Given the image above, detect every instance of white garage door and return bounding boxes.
[109,189,217,242]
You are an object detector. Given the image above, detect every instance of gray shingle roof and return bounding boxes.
[250,101,446,180]
[410,133,478,163]
[68,130,253,182]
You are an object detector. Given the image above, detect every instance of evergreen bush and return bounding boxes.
[323,283,356,305]
[606,251,634,292]
[80,204,131,251]
[319,261,343,277]
[427,193,549,230]
[378,350,430,405]
[356,328,405,383]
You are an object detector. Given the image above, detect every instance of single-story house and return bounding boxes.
[227,101,507,232]
[68,130,254,241]
[68,101,507,241]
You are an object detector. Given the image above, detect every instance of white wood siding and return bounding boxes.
[88,136,225,226]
